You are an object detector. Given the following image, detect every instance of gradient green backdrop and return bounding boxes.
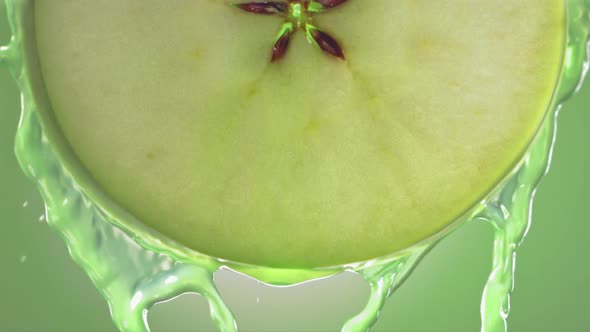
[0,3,588,331]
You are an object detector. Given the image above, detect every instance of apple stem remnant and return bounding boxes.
[232,0,347,62]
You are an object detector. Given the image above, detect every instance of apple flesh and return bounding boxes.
[34,0,564,268]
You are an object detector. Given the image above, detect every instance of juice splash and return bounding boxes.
[1,1,589,331]
[480,3,589,330]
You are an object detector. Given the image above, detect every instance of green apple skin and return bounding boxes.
[33,0,564,268]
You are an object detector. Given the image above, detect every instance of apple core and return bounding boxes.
[235,0,346,61]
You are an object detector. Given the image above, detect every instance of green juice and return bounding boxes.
[1,1,589,331]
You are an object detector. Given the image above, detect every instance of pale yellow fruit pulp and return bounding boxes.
[34,0,564,267]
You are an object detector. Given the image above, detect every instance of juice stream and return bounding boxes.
[1,1,588,331]
[479,2,589,331]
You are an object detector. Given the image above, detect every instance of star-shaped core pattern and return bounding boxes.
[233,0,347,62]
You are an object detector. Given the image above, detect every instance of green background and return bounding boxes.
[0,3,588,331]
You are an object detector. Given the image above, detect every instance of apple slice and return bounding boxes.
[33,0,565,268]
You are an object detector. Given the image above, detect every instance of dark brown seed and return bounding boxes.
[308,28,345,60]
[234,2,288,15]
[271,30,292,62]
[315,0,347,9]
